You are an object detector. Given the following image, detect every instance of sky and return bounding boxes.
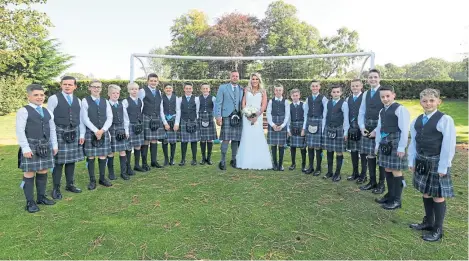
[33,0,469,80]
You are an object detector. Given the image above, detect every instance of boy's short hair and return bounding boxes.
[61,76,77,85]
[368,69,381,76]
[200,82,210,87]
[26,84,44,94]
[379,86,394,92]
[331,85,342,91]
[274,84,284,89]
[108,84,121,94]
[351,78,363,84]
[147,73,159,80]
[164,83,173,88]
[420,88,440,99]
[290,88,300,95]
[184,82,193,87]
[231,70,239,74]
[310,79,321,84]
[89,80,102,86]
[127,82,139,90]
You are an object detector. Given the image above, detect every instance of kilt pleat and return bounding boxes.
[377,132,407,170]
[198,112,217,141]
[220,116,242,141]
[323,125,345,152]
[54,126,84,164]
[179,119,200,142]
[109,124,130,152]
[128,122,145,148]
[360,119,379,155]
[268,115,287,145]
[289,121,305,148]
[305,117,323,148]
[412,154,454,198]
[84,129,111,157]
[143,114,165,140]
[19,138,54,172]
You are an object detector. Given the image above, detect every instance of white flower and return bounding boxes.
[242,106,259,125]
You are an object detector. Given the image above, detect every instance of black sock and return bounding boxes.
[162,143,168,161]
[35,173,47,199]
[433,201,446,230]
[278,146,285,166]
[200,141,207,159]
[170,143,176,160]
[87,158,96,181]
[327,151,334,173]
[64,163,75,186]
[385,171,394,198]
[301,148,307,168]
[351,151,359,174]
[360,153,368,177]
[52,163,63,186]
[308,148,315,169]
[207,142,213,159]
[368,157,377,184]
[315,149,322,170]
[119,155,127,175]
[181,142,188,161]
[221,142,228,162]
[141,145,149,165]
[150,143,157,163]
[393,176,403,201]
[98,158,107,181]
[231,141,239,160]
[23,176,34,202]
[423,197,435,225]
[290,147,297,165]
[271,145,278,165]
[107,156,114,176]
[378,166,385,185]
[126,150,132,169]
[134,149,141,166]
[335,154,343,174]
[191,142,197,160]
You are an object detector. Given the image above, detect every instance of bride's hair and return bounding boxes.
[245,72,264,93]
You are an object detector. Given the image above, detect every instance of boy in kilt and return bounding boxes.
[322,86,349,182]
[17,84,58,212]
[138,73,165,170]
[107,84,131,181]
[358,69,386,194]
[345,79,368,183]
[198,83,217,165]
[176,82,200,166]
[47,76,85,200]
[303,80,328,175]
[81,80,113,189]
[407,88,456,242]
[287,89,307,172]
[122,82,145,173]
[161,84,180,166]
[215,71,244,170]
[372,86,410,210]
[267,85,290,171]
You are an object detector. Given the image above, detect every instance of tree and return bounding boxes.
[147,47,171,79]
[405,58,452,80]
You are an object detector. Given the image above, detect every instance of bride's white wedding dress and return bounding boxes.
[236,91,273,170]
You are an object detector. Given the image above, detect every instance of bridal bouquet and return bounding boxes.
[242,106,259,125]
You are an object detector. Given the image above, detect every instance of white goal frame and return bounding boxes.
[129,52,375,82]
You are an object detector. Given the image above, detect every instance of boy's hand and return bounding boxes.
[216,117,222,126]
[301,129,305,136]
[79,138,85,145]
[369,131,376,138]
[344,135,348,142]
[23,151,33,158]
[360,128,367,137]
[164,124,170,130]
[397,152,405,158]
[53,148,58,156]
[173,124,179,131]
[287,131,291,137]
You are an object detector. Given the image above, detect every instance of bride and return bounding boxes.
[236,73,273,170]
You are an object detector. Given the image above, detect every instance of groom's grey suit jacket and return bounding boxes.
[215,83,244,118]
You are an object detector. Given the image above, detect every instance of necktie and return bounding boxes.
[370,89,376,97]
[294,103,297,108]
[333,100,336,106]
[151,89,156,96]
[36,106,44,118]
[134,99,138,105]
[353,96,357,102]
[312,95,316,101]
[66,94,72,105]
[114,103,118,108]
[95,98,100,105]
[186,96,190,102]
[422,115,429,125]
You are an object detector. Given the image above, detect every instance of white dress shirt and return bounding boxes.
[109,99,130,135]
[374,102,411,153]
[16,103,58,153]
[47,91,86,139]
[80,96,113,133]
[407,110,456,174]
[358,85,381,130]
[121,96,143,113]
[266,97,291,129]
[302,94,328,129]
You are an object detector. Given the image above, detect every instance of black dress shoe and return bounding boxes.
[278,165,284,171]
[25,200,40,213]
[199,158,206,165]
[179,160,186,166]
[164,159,169,166]
[360,182,376,191]
[88,181,96,190]
[109,173,116,180]
[422,228,443,242]
[313,170,321,176]
[65,185,82,193]
[142,164,151,171]
[304,167,313,174]
[191,160,197,166]
[332,173,342,182]
[134,165,145,172]
[272,164,278,171]
[37,196,55,205]
[372,183,385,194]
[347,173,359,181]
[409,216,433,231]
[382,200,401,210]
[289,164,296,171]
[120,173,130,180]
[323,172,333,179]
[374,194,389,204]
[52,187,62,200]
[230,160,237,168]
[99,179,112,187]
[356,176,368,184]
[151,162,163,168]
[169,159,175,166]
[127,168,135,176]
[218,161,226,170]
[206,158,213,165]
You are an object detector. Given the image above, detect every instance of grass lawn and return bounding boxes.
[0,99,467,259]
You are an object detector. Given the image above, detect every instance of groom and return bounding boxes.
[215,70,244,170]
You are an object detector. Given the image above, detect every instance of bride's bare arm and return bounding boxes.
[242,89,247,109]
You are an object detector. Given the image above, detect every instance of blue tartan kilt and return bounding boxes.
[54,125,84,164]
[128,122,145,148]
[323,125,346,152]
[346,121,361,152]
[18,138,54,172]
[198,112,217,141]
[84,129,111,157]
[268,115,288,145]
[143,114,165,141]
[109,124,130,152]
[305,117,323,148]
[412,153,454,198]
[164,128,178,144]
[220,116,242,141]
[377,132,407,170]
[360,119,379,155]
[179,119,200,142]
[289,121,305,148]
